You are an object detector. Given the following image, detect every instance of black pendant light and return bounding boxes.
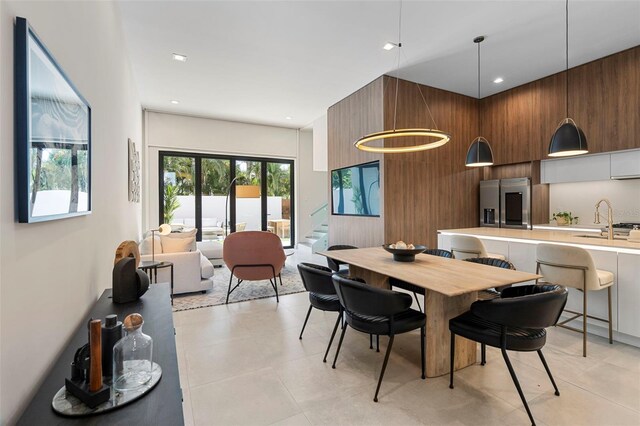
[466,36,494,167]
[548,0,588,157]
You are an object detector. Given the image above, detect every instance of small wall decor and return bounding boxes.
[128,139,141,202]
[15,17,92,223]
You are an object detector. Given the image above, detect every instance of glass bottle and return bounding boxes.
[112,313,153,391]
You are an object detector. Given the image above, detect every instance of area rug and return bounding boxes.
[172,261,305,312]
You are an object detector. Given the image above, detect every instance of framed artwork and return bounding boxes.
[15,17,91,223]
[128,139,141,202]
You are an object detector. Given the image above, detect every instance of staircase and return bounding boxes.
[305,203,328,253]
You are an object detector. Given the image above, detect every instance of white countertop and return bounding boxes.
[532,223,603,233]
[438,227,640,254]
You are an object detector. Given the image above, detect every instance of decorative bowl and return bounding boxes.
[382,244,426,262]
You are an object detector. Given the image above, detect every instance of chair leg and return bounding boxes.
[481,343,486,366]
[323,312,342,363]
[376,335,380,352]
[225,274,234,304]
[299,305,312,340]
[501,347,536,426]
[273,275,280,303]
[332,325,347,369]
[279,273,283,287]
[420,326,426,380]
[449,332,455,389]
[373,335,395,402]
[582,285,587,357]
[537,350,560,396]
[413,292,422,313]
[608,286,613,344]
[370,334,373,349]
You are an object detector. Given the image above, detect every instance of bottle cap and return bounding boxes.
[123,313,144,331]
[105,314,118,327]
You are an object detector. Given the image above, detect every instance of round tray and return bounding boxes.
[52,362,162,417]
[382,244,426,262]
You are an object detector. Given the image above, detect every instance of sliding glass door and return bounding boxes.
[160,152,294,248]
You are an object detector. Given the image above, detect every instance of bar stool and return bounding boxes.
[450,235,506,261]
[536,243,614,357]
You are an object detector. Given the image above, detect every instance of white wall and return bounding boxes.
[549,180,640,225]
[0,2,142,423]
[298,130,328,242]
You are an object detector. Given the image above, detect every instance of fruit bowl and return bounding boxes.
[382,244,426,262]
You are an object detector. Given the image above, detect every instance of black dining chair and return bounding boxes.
[331,274,426,402]
[449,284,568,426]
[326,244,358,274]
[462,256,518,366]
[389,247,453,313]
[297,263,343,363]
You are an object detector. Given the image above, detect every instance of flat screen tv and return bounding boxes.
[331,161,380,217]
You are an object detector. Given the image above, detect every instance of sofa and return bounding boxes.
[139,228,214,295]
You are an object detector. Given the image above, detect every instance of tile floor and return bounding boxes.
[174,288,640,426]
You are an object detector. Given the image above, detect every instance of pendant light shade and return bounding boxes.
[465,36,494,167]
[548,118,588,157]
[466,137,494,167]
[548,0,588,158]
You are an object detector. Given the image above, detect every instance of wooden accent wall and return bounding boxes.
[327,77,385,247]
[481,45,640,165]
[383,77,481,248]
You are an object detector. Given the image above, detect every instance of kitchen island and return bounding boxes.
[438,227,640,347]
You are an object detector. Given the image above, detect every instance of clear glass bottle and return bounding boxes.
[112,313,153,391]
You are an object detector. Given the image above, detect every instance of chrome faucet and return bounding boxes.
[594,198,614,240]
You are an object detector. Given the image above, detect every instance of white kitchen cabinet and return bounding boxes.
[610,149,640,179]
[617,253,640,337]
[541,153,611,183]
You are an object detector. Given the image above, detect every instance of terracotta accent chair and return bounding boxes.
[223,231,286,303]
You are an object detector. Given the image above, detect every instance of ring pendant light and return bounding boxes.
[466,36,494,167]
[354,0,450,154]
[548,0,588,157]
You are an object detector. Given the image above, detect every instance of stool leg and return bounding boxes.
[608,286,613,344]
[583,284,588,357]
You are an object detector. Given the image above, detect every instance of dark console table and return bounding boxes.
[17,284,184,425]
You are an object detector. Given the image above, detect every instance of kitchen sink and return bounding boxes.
[574,234,628,240]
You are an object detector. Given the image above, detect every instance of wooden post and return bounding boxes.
[89,320,103,392]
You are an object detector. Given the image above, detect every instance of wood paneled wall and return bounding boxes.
[481,46,640,165]
[327,77,385,248]
[383,77,481,248]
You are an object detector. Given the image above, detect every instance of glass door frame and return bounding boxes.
[159,151,295,248]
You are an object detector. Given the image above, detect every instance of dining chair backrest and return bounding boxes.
[471,284,568,329]
[297,263,336,296]
[423,248,453,258]
[536,243,600,291]
[450,235,488,260]
[223,231,286,280]
[326,244,358,272]
[332,274,412,318]
[464,257,515,270]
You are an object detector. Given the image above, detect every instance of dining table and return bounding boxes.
[319,246,542,377]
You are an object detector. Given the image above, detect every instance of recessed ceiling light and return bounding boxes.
[170,100,180,104]
[172,53,187,62]
[383,42,397,51]
[285,116,292,120]
[493,77,504,84]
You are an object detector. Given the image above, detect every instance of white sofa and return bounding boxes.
[139,230,214,295]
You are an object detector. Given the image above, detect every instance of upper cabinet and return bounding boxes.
[541,153,611,183]
[480,46,640,166]
[610,150,640,179]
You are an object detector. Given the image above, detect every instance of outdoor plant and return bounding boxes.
[164,182,180,224]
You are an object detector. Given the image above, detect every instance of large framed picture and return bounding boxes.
[15,17,91,223]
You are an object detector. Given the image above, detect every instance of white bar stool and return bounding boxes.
[450,235,506,261]
[536,243,614,357]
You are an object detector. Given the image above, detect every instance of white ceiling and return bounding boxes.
[117,1,640,129]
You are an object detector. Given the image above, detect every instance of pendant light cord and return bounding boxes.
[565,0,569,118]
[392,0,403,131]
[478,40,481,100]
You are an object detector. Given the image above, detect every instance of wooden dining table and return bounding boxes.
[319,247,542,377]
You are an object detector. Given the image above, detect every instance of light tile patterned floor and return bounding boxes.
[174,288,640,426]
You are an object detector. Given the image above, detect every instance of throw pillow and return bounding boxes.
[139,235,162,255]
[161,228,197,252]
[161,236,195,253]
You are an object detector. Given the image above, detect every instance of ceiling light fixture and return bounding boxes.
[170,100,179,104]
[383,42,399,51]
[493,77,504,84]
[548,0,588,158]
[285,116,292,120]
[355,0,450,154]
[172,53,187,62]
[466,36,494,167]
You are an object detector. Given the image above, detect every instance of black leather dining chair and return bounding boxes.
[449,284,568,426]
[331,275,426,402]
[326,245,358,274]
[462,256,518,366]
[297,263,343,363]
[423,248,453,258]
